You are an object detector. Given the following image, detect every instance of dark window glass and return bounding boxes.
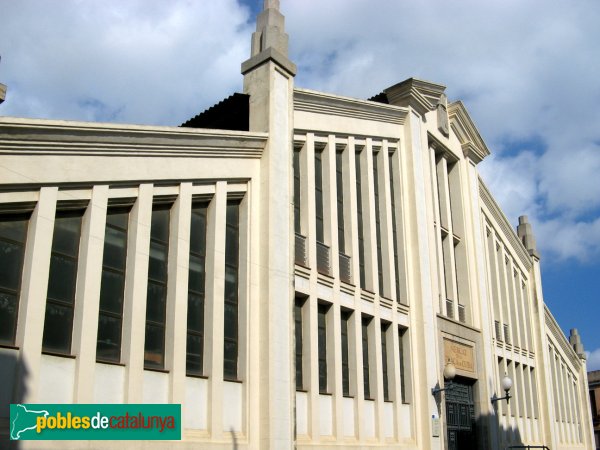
[315,149,325,243]
[97,208,129,362]
[144,204,171,369]
[362,317,370,399]
[295,299,304,390]
[318,304,328,393]
[43,211,82,354]
[341,310,351,397]
[336,151,345,253]
[223,201,240,380]
[0,214,29,346]
[399,327,407,403]
[373,154,384,295]
[356,152,366,289]
[389,152,402,303]
[293,149,301,233]
[381,323,390,401]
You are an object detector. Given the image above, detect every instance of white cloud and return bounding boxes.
[2,0,600,264]
[586,348,600,372]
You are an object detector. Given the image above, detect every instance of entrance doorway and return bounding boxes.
[445,378,476,450]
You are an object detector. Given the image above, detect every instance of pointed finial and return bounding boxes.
[250,0,288,57]
[517,215,539,259]
[264,0,280,10]
[569,328,586,359]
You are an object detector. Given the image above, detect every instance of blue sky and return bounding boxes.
[1,0,599,368]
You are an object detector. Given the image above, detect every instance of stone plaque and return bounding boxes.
[444,339,475,373]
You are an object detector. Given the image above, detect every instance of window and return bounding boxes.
[293,148,301,234]
[0,213,29,346]
[381,322,390,401]
[96,208,129,362]
[144,205,171,369]
[315,149,324,244]
[388,152,401,303]
[43,211,83,354]
[295,298,304,390]
[373,153,384,295]
[356,151,366,289]
[362,316,371,399]
[224,200,240,380]
[318,304,329,393]
[341,310,351,397]
[187,203,208,375]
[336,151,345,253]
[399,327,407,403]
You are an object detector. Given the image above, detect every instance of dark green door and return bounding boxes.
[445,380,476,450]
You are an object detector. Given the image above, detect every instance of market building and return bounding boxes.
[0,1,594,449]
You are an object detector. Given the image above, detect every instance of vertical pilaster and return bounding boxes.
[165,183,192,405]
[72,185,109,402]
[122,183,153,403]
[14,187,57,403]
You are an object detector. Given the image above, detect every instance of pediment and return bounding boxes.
[448,101,490,163]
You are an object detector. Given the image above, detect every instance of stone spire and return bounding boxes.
[569,328,586,359]
[517,215,539,258]
[242,0,296,76]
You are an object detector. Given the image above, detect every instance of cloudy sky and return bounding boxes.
[1,0,599,368]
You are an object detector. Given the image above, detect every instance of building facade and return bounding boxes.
[589,370,600,448]
[0,2,594,449]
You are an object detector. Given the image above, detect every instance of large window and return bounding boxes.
[223,200,240,380]
[294,298,304,390]
[362,316,371,399]
[0,213,29,346]
[388,152,401,303]
[144,205,171,369]
[381,322,390,401]
[318,304,329,393]
[96,208,129,362]
[187,203,208,376]
[355,151,366,289]
[399,327,407,403]
[293,148,301,234]
[43,211,83,354]
[315,149,324,244]
[373,153,384,295]
[341,310,351,397]
[336,151,345,253]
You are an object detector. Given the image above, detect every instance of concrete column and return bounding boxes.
[379,141,397,301]
[14,186,58,403]
[204,181,227,439]
[346,137,360,288]
[307,294,319,440]
[362,139,377,294]
[330,303,342,439]
[72,185,109,402]
[324,134,339,279]
[165,182,192,405]
[122,183,153,403]
[304,134,316,271]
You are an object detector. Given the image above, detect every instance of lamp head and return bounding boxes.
[443,361,456,381]
[502,375,513,392]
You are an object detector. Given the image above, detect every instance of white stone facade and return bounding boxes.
[0,3,593,450]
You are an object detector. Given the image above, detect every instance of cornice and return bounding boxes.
[384,78,446,116]
[0,117,267,159]
[448,101,490,164]
[294,88,407,125]
[479,178,532,271]
[544,305,582,369]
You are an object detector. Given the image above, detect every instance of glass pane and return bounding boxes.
[52,214,82,257]
[144,323,164,368]
[186,333,203,374]
[0,217,28,242]
[224,301,237,339]
[99,270,125,314]
[103,226,127,270]
[190,207,207,255]
[0,292,17,345]
[0,240,25,290]
[106,211,129,230]
[47,254,77,303]
[42,302,73,353]
[187,292,204,332]
[151,208,170,242]
[188,255,205,294]
[148,241,168,282]
[224,265,238,302]
[225,227,238,263]
[96,313,121,362]
[226,203,239,226]
[224,339,237,378]
[146,281,166,323]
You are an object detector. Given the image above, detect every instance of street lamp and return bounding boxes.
[431,361,456,395]
[491,374,513,404]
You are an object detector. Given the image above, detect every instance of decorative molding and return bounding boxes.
[448,101,490,164]
[384,78,446,117]
[0,117,267,158]
[545,305,581,369]
[294,88,407,125]
[479,178,532,271]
